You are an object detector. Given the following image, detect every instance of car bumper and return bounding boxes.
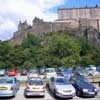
[0,91,15,97]
[82,91,97,97]
[56,92,76,98]
[24,90,45,96]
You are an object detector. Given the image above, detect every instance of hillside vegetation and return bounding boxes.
[0,31,100,69]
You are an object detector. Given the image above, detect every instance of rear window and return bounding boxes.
[0,78,13,84]
[56,78,69,85]
[29,70,38,73]
[28,79,43,85]
[46,69,55,73]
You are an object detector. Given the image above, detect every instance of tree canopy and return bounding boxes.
[0,31,100,69]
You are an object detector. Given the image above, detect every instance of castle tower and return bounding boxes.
[18,20,28,31]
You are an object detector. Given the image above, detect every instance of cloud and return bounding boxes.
[0,18,17,41]
[0,0,65,40]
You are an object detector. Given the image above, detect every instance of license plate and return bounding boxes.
[33,88,39,90]
[0,87,7,90]
[28,92,40,95]
[89,92,95,94]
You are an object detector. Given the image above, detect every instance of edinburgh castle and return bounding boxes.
[10,6,100,46]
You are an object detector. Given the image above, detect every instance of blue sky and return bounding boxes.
[0,0,100,41]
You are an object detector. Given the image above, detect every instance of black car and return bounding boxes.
[70,76,98,97]
[21,70,27,76]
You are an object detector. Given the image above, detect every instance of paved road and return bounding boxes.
[1,88,100,100]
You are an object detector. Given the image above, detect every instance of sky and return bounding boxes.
[0,0,100,41]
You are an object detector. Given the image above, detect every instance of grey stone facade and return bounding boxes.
[10,7,100,46]
[58,7,100,20]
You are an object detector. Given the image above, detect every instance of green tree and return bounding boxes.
[44,32,81,67]
[21,34,41,48]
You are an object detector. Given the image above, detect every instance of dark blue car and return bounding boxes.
[70,76,98,97]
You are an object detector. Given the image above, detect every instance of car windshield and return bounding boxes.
[46,69,55,73]
[28,79,43,85]
[63,69,72,73]
[29,70,38,73]
[0,69,5,72]
[76,77,89,85]
[0,78,13,84]
[56,78,69,85]
[96,67,100,72]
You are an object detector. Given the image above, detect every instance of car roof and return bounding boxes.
[0,76,15,79]
[46,68,55,69]
[52,76,65,79]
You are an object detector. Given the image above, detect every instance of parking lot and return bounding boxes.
[0,74,98,100]
[0,67,100,100]
[1,87,100,100]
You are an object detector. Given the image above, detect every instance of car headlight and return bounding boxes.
[94,88,97,91]
[55,89,62,94]
[72,89,76,93]
[83,89,88,92]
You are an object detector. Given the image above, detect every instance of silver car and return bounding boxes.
[0,76,19,97]
[24,77,45,97]
[45,68,57,79]
[49,76,76,99]
[0,69,6,76]
[28,69,39,78]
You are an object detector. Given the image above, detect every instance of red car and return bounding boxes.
[7,70,17,76]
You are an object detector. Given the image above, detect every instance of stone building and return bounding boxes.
[58,6,100,32]
[10,7,100,46]
[58,6,100,20]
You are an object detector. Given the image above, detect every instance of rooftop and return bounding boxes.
[58,6,100,10]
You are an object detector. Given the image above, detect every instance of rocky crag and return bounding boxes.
[10,17,100,46]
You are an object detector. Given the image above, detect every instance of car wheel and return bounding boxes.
[54,89,58,98]
[25,95,28,98]
[41,95,45,98]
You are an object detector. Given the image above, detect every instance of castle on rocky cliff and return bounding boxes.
[10,6,100,46]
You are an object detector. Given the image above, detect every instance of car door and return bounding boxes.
[14,78,19,91]
[70,77,78,89]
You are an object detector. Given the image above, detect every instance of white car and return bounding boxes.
[0,69,6,76]
[24,77,45,97]
[45,68,57,79]
[28,70,39,78]
[86,65,99,76]
[48,76,76,99]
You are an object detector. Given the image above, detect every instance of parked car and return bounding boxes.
[0,69,6,76]
[56,67,65,75]
[21,70,27,76]
[48,76,76,99]
[7,70,17,76]
[24,77,45,97]
[96,66,100,73]
[60,68,74,79]
[45,68,57,79]
[0,76,19,97]
[28,69,39,78]
[86,65,99,76]
[39,69,46,79]
[70,76,98,97]
[74,67,88,77]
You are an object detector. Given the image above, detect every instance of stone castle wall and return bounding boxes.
[11,19,100,45]
[10,7,100,45]
[58,7,100,20]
